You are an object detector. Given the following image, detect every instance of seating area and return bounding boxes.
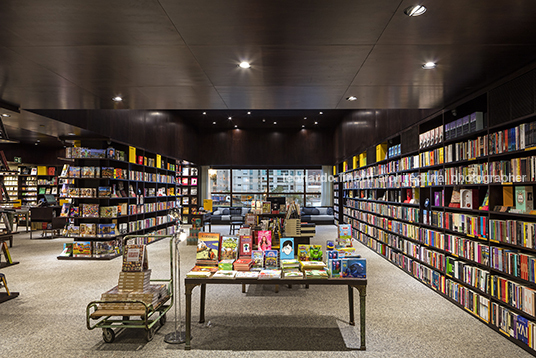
[209,207,251,225]
[300,207,335,225]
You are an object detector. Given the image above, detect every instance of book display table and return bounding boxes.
[183,277,367,351]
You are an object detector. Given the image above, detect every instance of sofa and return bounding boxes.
[300,206,335,225]
[210,207,252,225]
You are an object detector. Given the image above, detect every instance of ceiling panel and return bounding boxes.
[189,45,372,87]
[215,86,350,109]
[381,0,536,45]
[160,0,400,46]
[0,0,184,46]
[339,85,446,109]
[134,86,228,109]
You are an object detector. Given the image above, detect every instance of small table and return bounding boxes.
[184,277,367,351]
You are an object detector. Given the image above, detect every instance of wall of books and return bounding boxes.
[177,163,200,224]
[335,92,536,355]
[57,140,190,260]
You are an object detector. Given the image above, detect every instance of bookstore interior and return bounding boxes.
[4,2,536,357]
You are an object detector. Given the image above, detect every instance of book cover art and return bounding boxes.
[279,237,294,260]
[235,271,259,279]
[251,250,264,270]
[81,166,95,178]
[98,186,112,198]
[93,241,116,258]
[264,249,278,269]
[340,258,366,278]
[98,223,116,237]
[102,167,114,178]
[60,164,69,177]
[297,245,309,261]
[338,224,351,239]
[81,203,99,217]
[329,259,342,277]
[212,270,237,279]
[327,250,339,260]
[196,232,220,264]
[59,243,73,257]
[239,235,252,257]
[68,166,81,178]
[220,236,239,261]
[258,269,281,279]
[73,241,92,257]
[69,206,79,217]
[79,223,96,237]
[60,203,71,217]
[122,244,149,272]
[257,230,272,251]
[308,245,323,261]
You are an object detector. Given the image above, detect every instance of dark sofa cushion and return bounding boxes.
[303,207,319,215]
[222,208,230,215]
[327,207,333,215]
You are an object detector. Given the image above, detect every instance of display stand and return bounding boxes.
[0,273,19,303]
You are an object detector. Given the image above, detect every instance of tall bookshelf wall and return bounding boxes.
[335,93,536,355]
[58,140,192,260]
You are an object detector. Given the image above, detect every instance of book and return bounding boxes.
[98,186,112,198]
[233,258,253,271]
[60,203,71,217]
[283,270,304,278]
[448,188,461,208]
[58,243,73,257]
[299,260,327,271]
[239,235,252,257]
[258,269,281,279]
[305,269,329,279]
[186,270,213,278]
[93,241,117,258]
[279,237,294,260]
[515,186,534,213]
[264,249,278,269]
[220,236,239,261]
[235,271,259,279]
[257,230,272,251]
[73,241,92,257]
[329,259,342,277]
[79,223,96,237]
[503,186,514,207]
[212,270,237,279]
[338,224,351,239]
[97,223,116,237]
[251,250,264,270]
[81,203,99,217]
[218,259,235,271]
[122,244,149,272]
[196,232,220,265]
[298,245,310,261]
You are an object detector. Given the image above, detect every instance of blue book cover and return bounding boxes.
[264,249,279,269]
[279,238,294,260]
[341,258,366,278]
[516,315,529,344]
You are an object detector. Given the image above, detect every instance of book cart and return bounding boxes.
[85,234,174,343]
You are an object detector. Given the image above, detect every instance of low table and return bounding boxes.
[184,277,367,351]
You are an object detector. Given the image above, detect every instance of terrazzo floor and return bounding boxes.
[0,225,532,357]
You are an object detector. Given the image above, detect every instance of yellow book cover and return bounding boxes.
[129,146,136,163]
[37,166,47,175]
[503,186,514,207]
[353,155,358,169]
[439,147,444,163]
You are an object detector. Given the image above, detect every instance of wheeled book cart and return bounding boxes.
[86,235,174,343]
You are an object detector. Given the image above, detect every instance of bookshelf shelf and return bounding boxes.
[335,102,536,354]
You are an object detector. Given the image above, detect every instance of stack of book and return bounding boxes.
[218,259,235,270]
[299,260,327,272]
[212,270,237,279]
[186,265,218,278]
[236,271,260,279]
[258,269,281,279]
[233,258,253,271]
[305,269,329,279]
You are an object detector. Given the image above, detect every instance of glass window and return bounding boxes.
[306,169,322,193]
[211,194,231,207]
[281,194,304,207]
[268,169,304,193]
[232,169,267,192]
[232,193,264,207]
[209,169,230,193]
[305,194,322,207]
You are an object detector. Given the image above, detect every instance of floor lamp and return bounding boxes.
[164,208,188,344]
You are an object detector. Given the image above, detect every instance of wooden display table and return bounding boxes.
[184,277,367,351]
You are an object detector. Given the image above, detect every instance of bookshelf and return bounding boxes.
[178,163,200,224]
[335,94,536,355]
[57,141,185,260]
[36,166,59,202]
[19,173,38,206]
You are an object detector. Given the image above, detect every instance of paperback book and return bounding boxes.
[279,237,294,260]
[196,232,220,266]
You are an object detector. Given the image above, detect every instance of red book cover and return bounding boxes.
[48,166,55,175]
[239,235,252,257]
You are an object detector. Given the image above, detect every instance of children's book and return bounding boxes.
[73,241,92,257]
[308,245,323,260]
[220,236,239,261]
[251,250,264,270]
[340,258,366,278]
[338,224,351,239]
[59,242,73,257]
[196,232,220,265]
[212,270,237,279]
[279,237,294,260]
[98,223,116,237]
[298,245,309,261]
[239,235,252,257]
[60,203,71,217]
[257,230,272,251]
[329,259,342,277]
[258,269,281,279]
[264,249,278,269]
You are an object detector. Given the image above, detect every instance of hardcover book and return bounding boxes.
[264,249,278,269]
[515,186,534,213]
[279,237,294,260]
[122,244,149,272]
[338,224,351,239]
[257,230,272,251]
[251,250,264,270]
[196,232,220,265]
[239,235,252,257]
[340,258,366,278]
[220,236,239,261]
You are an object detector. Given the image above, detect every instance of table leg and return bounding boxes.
[199,283,206,323]
[348,285,355,326]
[185,284,195,350]
[242,283,246,293]
[359,285,367,350]
[275,285,279,293]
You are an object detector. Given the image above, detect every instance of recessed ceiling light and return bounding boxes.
[319,112,323,115]
[302,124,305,128]
[422,62,437,69]
[213,121,216,125]
[228,116,232,120]
[203,112,207,115]
[234,125,238,128]
[262,119,266,122]
[404,5,427,16]
[304,117,307,119]
[247,111,251,115]
[238,62,251,69]
[112,96,122,102]
[68,132,75,136]
[1,114,10,117]
[346,96,357,101]
[273,122,277,125]
[315,121,318,125]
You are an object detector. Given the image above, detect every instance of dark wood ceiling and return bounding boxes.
[1,0,536,135]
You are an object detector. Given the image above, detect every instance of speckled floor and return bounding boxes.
[0,225,532,357]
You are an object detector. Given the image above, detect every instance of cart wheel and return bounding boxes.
[102,328,115,343]
[160,313,167,326]
[146,328,155,342]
